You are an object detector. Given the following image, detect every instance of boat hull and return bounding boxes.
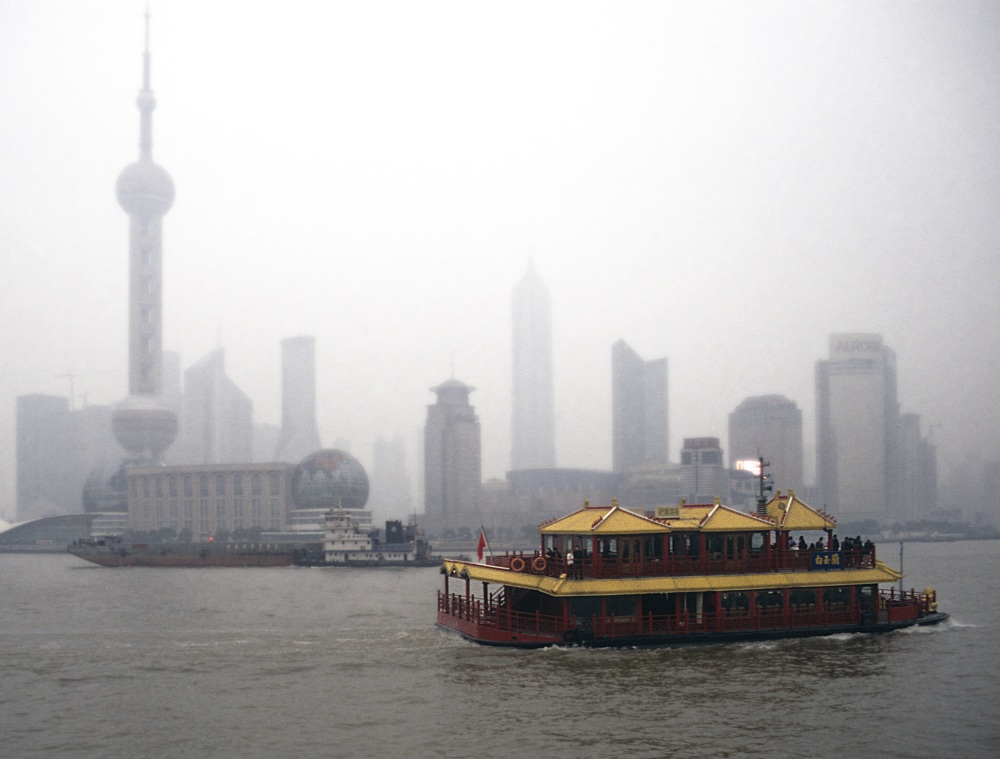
[68,543,306,568]
[436,611,951,649]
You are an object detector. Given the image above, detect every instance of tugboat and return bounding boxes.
[437,463,947,648]
[294,510,439,567]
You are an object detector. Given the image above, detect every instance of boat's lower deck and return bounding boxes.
[437,581,946,648]
[437,607,950,648]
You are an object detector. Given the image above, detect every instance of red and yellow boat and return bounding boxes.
[437,492,947,648]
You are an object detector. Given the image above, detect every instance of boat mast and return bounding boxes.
[755,455,772,517]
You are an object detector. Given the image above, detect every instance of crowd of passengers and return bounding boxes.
[787,534,874,552]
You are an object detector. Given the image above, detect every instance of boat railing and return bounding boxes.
[487,548,877,580]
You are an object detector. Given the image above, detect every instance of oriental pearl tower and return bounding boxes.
[111,11,178,461]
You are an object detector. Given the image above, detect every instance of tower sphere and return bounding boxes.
[116,160,175,216]
[112,394,178,458]
[292,449,370,511]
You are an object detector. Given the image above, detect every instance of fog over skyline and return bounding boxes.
[2,1,998,520]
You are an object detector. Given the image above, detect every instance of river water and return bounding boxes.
[1,541,998,759]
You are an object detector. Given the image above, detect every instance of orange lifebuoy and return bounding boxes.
[532,556,547,573]
[510,556,526,572]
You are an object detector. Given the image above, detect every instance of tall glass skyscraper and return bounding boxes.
[612,340,669,473]
[816,333,898,519]
[511,263,556,470]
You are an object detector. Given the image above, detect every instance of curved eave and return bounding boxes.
[441,560,901,598]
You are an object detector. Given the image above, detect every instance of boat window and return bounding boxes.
[605,595,637,618]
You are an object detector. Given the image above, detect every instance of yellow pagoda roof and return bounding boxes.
[766,492,837,531]
[696,503,776,532]
[538,500,776,536]
[539,503,667,535]
[441,559,901,597]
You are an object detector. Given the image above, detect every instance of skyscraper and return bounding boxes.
[511,262,556,470]
[680,437,729,502]
[424,379,481,522]
[816,333,899,519]
[728,395,804,494]
[111,11,177,461]
[16,395,74,521]
[181,349,253,465]
[612,340,668,473]
[274,336,322,463]
[369,435,413,523]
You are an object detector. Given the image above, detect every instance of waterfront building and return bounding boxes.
[728,395,804,494]
[612,340,669,473]
[126,462,296,542]
[511,262,556,470]
[424,379,481,524]
[274,336,322,463]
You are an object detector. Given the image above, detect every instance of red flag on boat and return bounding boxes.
[477,528,489,563]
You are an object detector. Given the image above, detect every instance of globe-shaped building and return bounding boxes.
[292,449,369,511]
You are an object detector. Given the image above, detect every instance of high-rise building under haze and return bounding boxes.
[816,333,899,520]
[111,12,178,461]
[274,336,322,463]
[728,395,804,494]
[424,379,481,522]
[511,262,556,470]
[612,340,669,473]
[369,435,413,522]
[181,349,253,465]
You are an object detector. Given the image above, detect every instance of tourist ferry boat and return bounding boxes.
[437,490,948,648]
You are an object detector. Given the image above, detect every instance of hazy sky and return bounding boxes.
[2,1,999,519]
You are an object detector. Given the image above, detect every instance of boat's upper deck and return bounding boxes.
[471,494,878,585]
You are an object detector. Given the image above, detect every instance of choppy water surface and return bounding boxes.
[2,541,998,758]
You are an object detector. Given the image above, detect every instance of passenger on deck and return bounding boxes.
[798,536,808,551]
[831,534,840,551]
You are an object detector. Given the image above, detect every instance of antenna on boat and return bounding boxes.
[755,455,772,517]
[899,541,904,594]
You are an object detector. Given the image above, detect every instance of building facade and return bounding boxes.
[728,394,804,495]
[680,437,729,503]
[511,262,556,470]
[612,340,669,473]
[424,379,481,524]
[126,463,295,541]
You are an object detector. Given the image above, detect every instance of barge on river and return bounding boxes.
[68,537,310,567]
[437,492,947,648]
